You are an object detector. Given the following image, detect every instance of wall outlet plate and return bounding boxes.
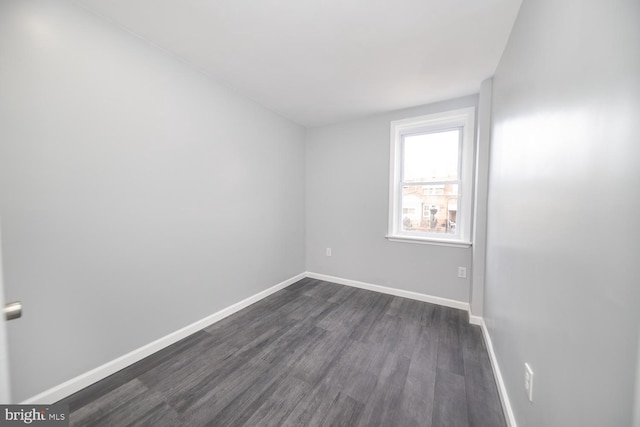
[524,363,534,402]
[457,267,467,278]
[326,248,332,257]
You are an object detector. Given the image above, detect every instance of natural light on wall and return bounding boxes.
[387,107,475,247]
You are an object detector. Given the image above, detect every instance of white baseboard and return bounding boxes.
[468,313,483,326]
[305,272,470,311]
[22,272,307,404]
[480,319,518,427]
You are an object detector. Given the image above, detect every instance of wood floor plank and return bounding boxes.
[278,293,339,322]
[356,352,412,426]
[204,307,298,350]
[395,316,429,357]
[327,284,357,304]
[399,361,437,427]
[242,375,311,427]
[393,297,428,325]
[162,320,308,413]
[59,330,211,412]
[69,379,181,427]
[436,306,465,376]
[410,322,440,374]
[315,297,373,334]
[282,383,363,427]
[461,324,507,427]
[421,301,439,326]
[182,358,287,426]
[432,368,469,427]
[329,338,389,379]
[69,379,148,426]
[290,329,350,385]
[60,279,506,427]
[320,360,378,404]
[237,287,301,316]
[347,292,394,342]
[137,339,239,401]
[181,325,328,424]
[315,391,364,426]
[301,279,345,300]
[284,277,316,294]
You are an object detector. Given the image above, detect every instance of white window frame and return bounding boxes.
[387,107,475,247]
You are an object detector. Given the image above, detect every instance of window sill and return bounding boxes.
[385,235,472,248]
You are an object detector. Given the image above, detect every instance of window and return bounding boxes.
[387,107,475,246]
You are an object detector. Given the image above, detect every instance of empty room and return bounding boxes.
[0,0,638,426]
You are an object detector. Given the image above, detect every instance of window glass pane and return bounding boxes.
[402,129,459,182]
[401,185,459,234]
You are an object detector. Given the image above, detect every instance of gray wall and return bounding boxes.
[485,0,640,426]
[0,0,305,402]
[305,96,476,302]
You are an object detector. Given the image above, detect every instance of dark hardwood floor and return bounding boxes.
[58,278,506,426]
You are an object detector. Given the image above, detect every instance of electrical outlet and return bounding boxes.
[326,248,332,257]
[524,363,534,402]
[457,267,467,278]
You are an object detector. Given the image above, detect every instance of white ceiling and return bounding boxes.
[75,0,522,127]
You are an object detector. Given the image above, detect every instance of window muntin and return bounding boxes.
[388,107,475,245]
